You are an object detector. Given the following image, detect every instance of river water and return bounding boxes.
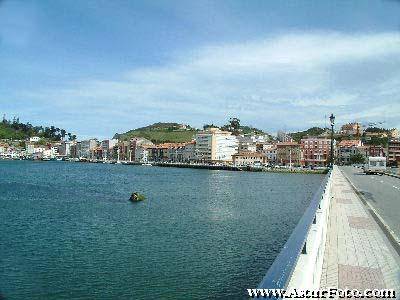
[0,161,324,299]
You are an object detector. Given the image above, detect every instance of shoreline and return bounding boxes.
[0,158,328,174]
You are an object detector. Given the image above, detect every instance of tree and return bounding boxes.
[229,117,241,135]
[61,129,66,140]
[203,124,216,130]
[349,153,365,164]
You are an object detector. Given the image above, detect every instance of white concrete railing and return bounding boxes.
[287,168,333,290]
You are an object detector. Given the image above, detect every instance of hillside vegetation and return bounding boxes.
[114,122,198,144]
[0,117,75,141]
[289,127,326,142]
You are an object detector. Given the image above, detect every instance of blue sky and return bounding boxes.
[1,0,400,139]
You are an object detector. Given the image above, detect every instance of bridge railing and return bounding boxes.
[257,170,332,290]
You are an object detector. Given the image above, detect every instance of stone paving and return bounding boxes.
[320,167,400,292]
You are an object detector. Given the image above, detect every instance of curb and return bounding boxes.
[339,169,400,256]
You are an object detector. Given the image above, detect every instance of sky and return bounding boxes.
[1,0,400,139]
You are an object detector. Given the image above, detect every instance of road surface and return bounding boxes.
[340,166,400,240]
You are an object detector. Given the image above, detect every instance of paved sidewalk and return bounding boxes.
[320,167,400,291]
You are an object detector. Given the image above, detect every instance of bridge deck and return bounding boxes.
[320,167,400,291]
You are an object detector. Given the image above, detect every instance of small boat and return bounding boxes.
[141,163,152,166]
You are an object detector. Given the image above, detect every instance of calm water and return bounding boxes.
[0,161,324,299]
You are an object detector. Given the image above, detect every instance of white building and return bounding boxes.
[29,136,40,142]
[34,146,46,153]
[195,128,238,162]
[26,143,35,155]
[238,136,257,152]
[135,146,149,163]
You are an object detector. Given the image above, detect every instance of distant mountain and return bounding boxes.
[114,122,198,144]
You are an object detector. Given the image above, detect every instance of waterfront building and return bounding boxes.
[300,137,332,167]
[276,142,301,166]
[232,152,266,166]
[167,143,186,162]
[237,136,257,153]
[70,142,79,158]
[340,122,363,136]
[129,137,153,161]
[0,143,6,154]
[117,140,131,161]
[388,139,400,167]
[337,140,363,165]
[79,139,98,159]
[26,143,35,155]
[147,143,171,162]
[90,146,103,160]
[263,144,277,164]
[195,128,238,162]
[58,141,74,157]
[34,146,46,154]
[135,146,150,163]
[101,139,118,160]
[182,141,196,162]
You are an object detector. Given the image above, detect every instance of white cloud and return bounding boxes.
[19,31,400,137]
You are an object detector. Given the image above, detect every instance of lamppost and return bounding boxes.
[329,113,335,168]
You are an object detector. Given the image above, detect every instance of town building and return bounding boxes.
[90,146,103,160]
[337,140,363,165]
[389,128,399,139]
[367,145,387,157]
[117,140,131,161]
[388,139,400,167]
[135,146,150,163]
[167,143,186,162]
[263,144,277,164]
[232,152,266,166]
[58,141,74,157]
[29,136,40,142]
[300,137,332,167]
[182,141,196,162]
[129,137,153,161]
[195,128,238,162]
[340,123,363,136]
[364,131,388,139]
[147,143,171,162]
[101,139,118,160]
[26,143,35,155]
[277,130,293,143]
[276,142,301,166]
[79,139,98,158]
[237,136,257,153]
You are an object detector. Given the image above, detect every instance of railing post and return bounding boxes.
[302,242,307,254]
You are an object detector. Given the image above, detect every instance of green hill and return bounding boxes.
[114,122,198,144]
[0,117,75,141]
[289,127,326,142]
